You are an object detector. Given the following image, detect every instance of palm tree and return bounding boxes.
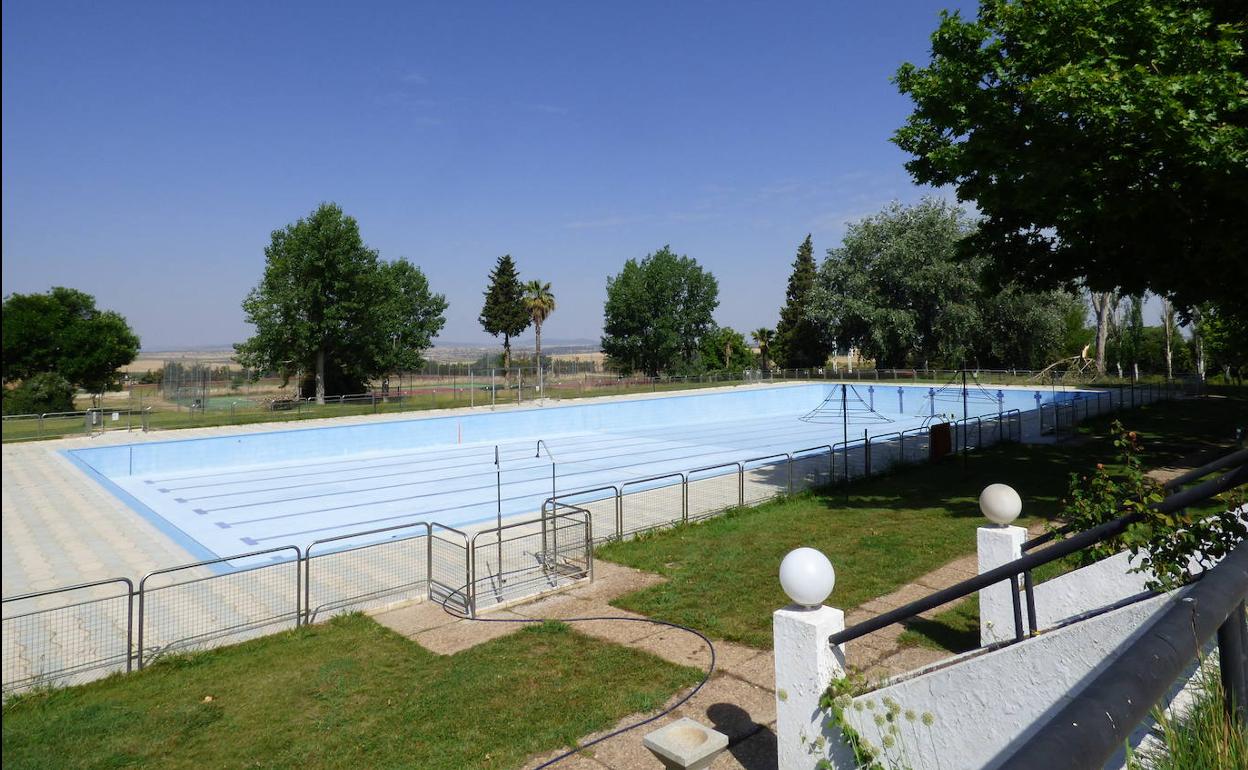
[523,280,556,372]
[751,327,773,373]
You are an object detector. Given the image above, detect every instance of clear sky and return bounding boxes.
[3,0,978,351]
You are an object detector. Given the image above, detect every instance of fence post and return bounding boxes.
[978,524,1026,645]
[774,601,848,769]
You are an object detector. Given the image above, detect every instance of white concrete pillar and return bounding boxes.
[774,605,853,769]
[978,525,1026,645]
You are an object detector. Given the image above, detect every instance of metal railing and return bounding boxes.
[0,578,134,693]
[1,507,594,696]
[0,380,1181,694]
[2,371,1187,443]
[536,394,1077,548]
[137,546,302,668]
[1000,537,1248,769]
[825,454,1247,715]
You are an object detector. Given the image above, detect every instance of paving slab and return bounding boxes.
[718,650,775,691]
[676,674,775,743]
[371,599,458,638]
[711,727,778,770]
[411,610,531,655]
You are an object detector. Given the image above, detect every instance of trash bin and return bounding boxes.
[929,421,953,461]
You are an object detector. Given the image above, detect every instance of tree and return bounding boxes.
[893,0,1248,314]
[374,260,449,374]
[751,328,774,372]
[1201,305,1248,382]
[699,326,753,373]
[2,372,76,415]
[773,235,826,368]
[479,255,530,377]
[1090,292,1118,375]
[601,246,719,376]
[2,286,140,398]
[523,280,556,372]
[1160,298,1176,379]
[1185,305,1208,380]
[235,203,445,403]
[976,287,1086,370]
[806,199,982,368]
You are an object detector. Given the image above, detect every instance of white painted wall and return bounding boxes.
[839,591,1178,770]
[979,507,1247,639]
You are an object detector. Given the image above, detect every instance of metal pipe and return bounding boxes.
[998,538,1248,769]
[1218,600,1248,726]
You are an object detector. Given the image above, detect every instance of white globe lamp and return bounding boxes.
[779,547,836,608]
[979,483,1022,526]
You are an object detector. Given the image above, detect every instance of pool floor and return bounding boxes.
[110,407,947,557]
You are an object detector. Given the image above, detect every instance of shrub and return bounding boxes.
[2,372,76,415]
[1059,420,1246,590]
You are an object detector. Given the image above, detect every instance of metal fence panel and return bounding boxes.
[620,474,685,536]
[790,448,832,492]
[137,548,300,668]
[2,579,133,695]
[304,522,430,624]
[743,454,790,505]
[550,486,620,544]
[686,464,743,521]
[471,508,591,614]
[835,441,869,482]
[428,526,471,616]
[865,434,903,476]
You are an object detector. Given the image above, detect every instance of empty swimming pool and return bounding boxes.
[66,382,1093,561]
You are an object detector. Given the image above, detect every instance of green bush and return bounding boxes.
[2,372,76,415]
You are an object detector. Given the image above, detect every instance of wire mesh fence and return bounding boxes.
[428,525,472,616]
[4,368,1187,443]
[619,474,686,537]
[304,523,431,624]
[686,464,743,522]
[547,486,621,543]
[136,548,301,669]
[742,454,792,506]
[469,507,591,613]
[1,579,133,694]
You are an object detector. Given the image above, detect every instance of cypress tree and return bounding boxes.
[774,234,826,368]
[479,255,531,376]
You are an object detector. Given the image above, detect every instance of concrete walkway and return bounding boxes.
[372,538,1036,770]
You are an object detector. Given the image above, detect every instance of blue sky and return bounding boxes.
[2,0,977,350]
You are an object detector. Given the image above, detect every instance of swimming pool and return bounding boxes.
[66,382,1095,561]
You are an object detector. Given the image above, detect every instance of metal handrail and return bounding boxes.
[828,459,1248,647]
[999,538,1248,769]
[469,506,593,614]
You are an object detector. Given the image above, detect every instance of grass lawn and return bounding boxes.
[1,614,701,770]
[598,390,1248,650]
